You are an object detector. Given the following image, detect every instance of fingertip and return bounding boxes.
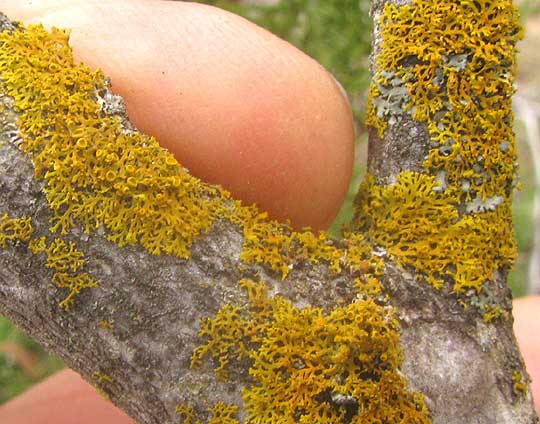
[1,0,355,230]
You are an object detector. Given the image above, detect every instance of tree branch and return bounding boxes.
[0,2,537,424]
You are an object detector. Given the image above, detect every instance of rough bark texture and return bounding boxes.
[0,4,538,424]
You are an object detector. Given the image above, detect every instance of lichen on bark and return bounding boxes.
[0,2,538,424]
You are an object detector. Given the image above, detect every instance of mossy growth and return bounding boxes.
[191,278,431,423]
[359,0,522,307]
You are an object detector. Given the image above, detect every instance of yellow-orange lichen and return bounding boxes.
[239,210,344,278]
[354,172,516,293]
[29,236,98,310]
[0,3,522,420]
[0,213,33,247]
[92,371,115,400]
[207,402,239,424]
[192,278,431,423]
[177,402,240,424]
[176,404,200,424]
[0,213,95,309]
[512,370,529,398]
[0,24,231,259]
[99,320,114,330]
[360,0,522,311]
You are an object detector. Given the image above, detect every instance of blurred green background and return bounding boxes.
[1,0,540,405]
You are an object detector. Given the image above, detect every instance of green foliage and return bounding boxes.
[520,0,540,18]
[509,125,537,298]
[0,316,64,403]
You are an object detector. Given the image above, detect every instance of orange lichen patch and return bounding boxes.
[208,402,239,424]
[0,24,230,259]
[512,370,528,398]
[240,217,382,280]
[482,304,509,323]
[42,238,85,272]
[99,320,114,330]
[239,209,343,278]
[365,85,387,138]
[360,0,521,303]
[0,213,93,309]
[354,172,516,293]
[191,303,248,379]
[177,404,201,424]
[0,213,33,247]
[92,371,115,400]
[29,236,98,310]
[344,232,384,275]
[177,402,239,424]
[192,278,431,423]
[0,18,435,424]
[370,0,522,202]
[92,370,114,384]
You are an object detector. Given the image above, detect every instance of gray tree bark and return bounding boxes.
[0,2,538,424]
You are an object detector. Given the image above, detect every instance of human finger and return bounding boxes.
[0,369,135,424]
[0,0,355,230]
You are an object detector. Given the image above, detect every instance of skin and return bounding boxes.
[0,0,354,231]
[0,1,537,423]
[513,296,540,413]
